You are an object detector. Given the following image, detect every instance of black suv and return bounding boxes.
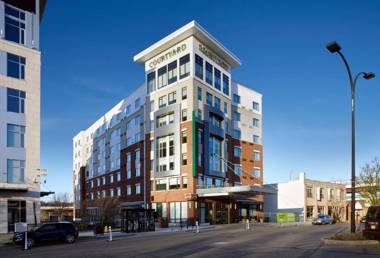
[363,205,380,240]
[13,222,78,248]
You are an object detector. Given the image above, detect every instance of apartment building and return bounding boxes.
[264,172,347,222]
[73,21,271,227]
[0,0,46,233]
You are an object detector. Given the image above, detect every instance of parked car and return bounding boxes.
[13,222,78,248]
[312,215,334,225]
[360,215,367,224]
[363,205,380,240]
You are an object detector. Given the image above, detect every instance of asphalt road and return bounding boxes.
[1,223,380,258]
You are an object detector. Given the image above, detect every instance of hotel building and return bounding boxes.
[0,0,46,233]
[73,21,272,226]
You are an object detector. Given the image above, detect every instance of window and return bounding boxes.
[233,94,241,104]
[5,5,25,45]
[197,86,202,100]
[127,185,131,195]
[7,53,25,79]
[214,68,221,90]
[7,88,25,113]
[157,66,167,88]
[168,60,177,84]
[182,177,188,188]
[117,187,121,196]
[306,206,314,218]
[253,118,259,127]
[254,167,260,177]
[135,132,141,142]
[135,149,141,177]
[147,71,156,93]
[198,129,203,166]
[234,146,241,157]
[126,105,131,115]
[182,153,188,165]
[126,137,133,146]
[110,174,114,183]
[223,74,229,95]
[210,114,222,128]
[253,151,260,161]
[181,87,187,100]
[195,54,204,79]
[117,172,121,181]
[157,112,174,127]
[306,186,313,198]
[224,102,228,114]
[110,189,114,197]
[209,136,222,171]
[181,130,187,143]
[234,164,242,176]
[205,62,213,85]
[181,109,187,121]
[169,177,180,190]
[253,135,259,144]
[136,183,141,194]
[156,179,167,191]
[7,159,25,183]
[206,92,213,106]
[253,101,260,111]
[233,112,241,121]
[7,124,25,148]
[126,153,131,178]
[158,137,167,158]
[179,54,190,79]
[168,91,176,105]
[159,95,167,108]
[213,96,221,110]
[135,115,141,126]
[135,98,141,109]
[233,129,241,139]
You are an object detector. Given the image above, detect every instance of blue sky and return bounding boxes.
[39,0,380,197]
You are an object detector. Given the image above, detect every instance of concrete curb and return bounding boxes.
[321,238,380,246]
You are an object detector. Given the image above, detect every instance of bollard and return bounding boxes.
[24,231,28,250]
[196,221,200,233]
[246,219,250,230]
[109,226,112,241]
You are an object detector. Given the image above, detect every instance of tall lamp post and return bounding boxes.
[326,41,375,233]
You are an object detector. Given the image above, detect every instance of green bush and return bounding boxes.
[328,231,365,241]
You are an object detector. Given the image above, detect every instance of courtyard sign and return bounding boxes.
[148,43,187,69]
[198,43,229,70]
[276,212,296,223]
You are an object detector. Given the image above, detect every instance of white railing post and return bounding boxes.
[196,221,200,233]
[109,226,112,241]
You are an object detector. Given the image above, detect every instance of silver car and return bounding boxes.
[312,215,334,225]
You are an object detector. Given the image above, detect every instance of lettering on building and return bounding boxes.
[149,44,187,68]
[198,43,229,70]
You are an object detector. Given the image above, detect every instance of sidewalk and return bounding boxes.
[0,233,13,247]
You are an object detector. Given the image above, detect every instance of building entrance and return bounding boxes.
[7,200,26,232]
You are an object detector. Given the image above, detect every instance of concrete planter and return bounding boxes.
[322,238,379,246]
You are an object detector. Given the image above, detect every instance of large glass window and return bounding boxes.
[233,111,241,121]
[147,71,156,93]
[195,54,203,79]
[209,135,222,171]
[5,5,25,45]
[156,179,167,191]
[157,66,167,88]
[223,74,230,95]
[213,96,221,110]
[206,92,213,106]
[210,114,222,128]
[233,94,241,104]
[214,68,221,90]
[168,60,177,84]
[168,91,176,105]
[7,53,25,79]
[7,159,25,183]
[7,124,25,148]
[159,95,167,108]
[233,129,241,139]
[234,146,241,157]
[7,88,25,113]
[179,54,190,79]
[205,62,213,85]
[169,177,180,190]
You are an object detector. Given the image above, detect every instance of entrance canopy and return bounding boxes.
[197,185,277,198]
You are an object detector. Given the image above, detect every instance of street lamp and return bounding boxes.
[326,41,375,233]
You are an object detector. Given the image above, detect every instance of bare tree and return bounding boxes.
[51,193,72,221]
[93,197,119,226]
[357,158,380,206]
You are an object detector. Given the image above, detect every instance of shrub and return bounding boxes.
[328,231,365,241]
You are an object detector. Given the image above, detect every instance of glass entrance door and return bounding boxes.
[7,200,26,232]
